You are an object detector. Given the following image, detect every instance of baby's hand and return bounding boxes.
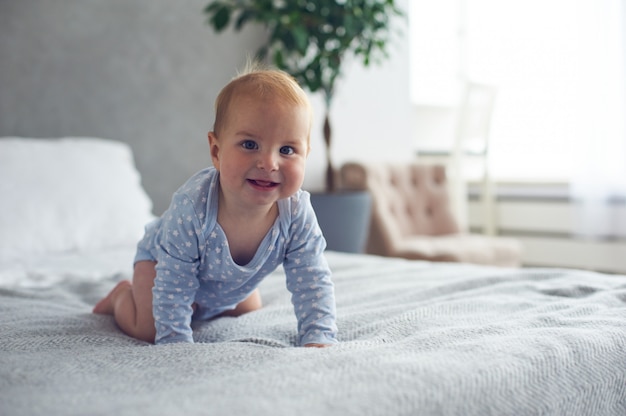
[304,343,332,348]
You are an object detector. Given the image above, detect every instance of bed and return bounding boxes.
[1,137,625,416]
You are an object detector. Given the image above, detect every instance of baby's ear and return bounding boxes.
[208,132,220,169]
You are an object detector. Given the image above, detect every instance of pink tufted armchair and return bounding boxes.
[340,162,522,267]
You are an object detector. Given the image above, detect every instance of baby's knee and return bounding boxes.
[239,289,262,314]
[223,290,262,317]
[248,289,262,310]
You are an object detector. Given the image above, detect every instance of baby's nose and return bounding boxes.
[257,152,278,170]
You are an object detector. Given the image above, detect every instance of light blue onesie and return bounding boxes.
[134,167,338,346]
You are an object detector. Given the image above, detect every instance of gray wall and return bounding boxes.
[1,0,414,212]
[0,0,265,214]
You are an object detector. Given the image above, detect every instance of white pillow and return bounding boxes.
[0,137,155,262]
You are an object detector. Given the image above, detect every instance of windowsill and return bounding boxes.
[467,181,570,202]
[467,181,626,204]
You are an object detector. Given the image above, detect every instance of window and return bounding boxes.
[410,0,626,183]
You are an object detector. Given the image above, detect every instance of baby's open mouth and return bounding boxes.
[248,179,278,188]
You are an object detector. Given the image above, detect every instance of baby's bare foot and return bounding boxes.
[92,280,132,315]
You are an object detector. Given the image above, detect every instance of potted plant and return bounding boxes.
[205,0,404,252]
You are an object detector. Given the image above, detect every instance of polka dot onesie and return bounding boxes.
[134,167,338,346]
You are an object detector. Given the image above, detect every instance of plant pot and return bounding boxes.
[310,191,372,253]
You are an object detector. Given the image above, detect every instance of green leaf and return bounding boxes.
[235,10,255,31]
[273,48,285,70]
[210,6,231,32]
[292,25,308,55]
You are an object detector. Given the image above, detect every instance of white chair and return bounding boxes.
[417,81,498,235]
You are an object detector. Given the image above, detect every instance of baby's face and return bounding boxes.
[209,94,310,211]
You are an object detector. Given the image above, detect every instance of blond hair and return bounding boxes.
[212,63,312,142]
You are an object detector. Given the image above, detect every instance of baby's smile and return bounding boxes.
[248,179,279,189]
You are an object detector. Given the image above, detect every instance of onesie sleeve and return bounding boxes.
[284,192,338,346]
[152,192,204,344]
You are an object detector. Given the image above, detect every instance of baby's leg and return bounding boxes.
[93,260,157,343]
[221,289,262,317]
[92,280,131,315]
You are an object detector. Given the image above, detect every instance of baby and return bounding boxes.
[93,65,338,347]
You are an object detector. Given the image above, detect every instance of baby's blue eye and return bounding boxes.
[242,140,258,150]
[280,146,295,155]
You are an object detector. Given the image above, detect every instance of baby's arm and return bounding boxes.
[152,193,203,344]
[153,259,199,344]
[284,194,338,347]
[285,257,338,347]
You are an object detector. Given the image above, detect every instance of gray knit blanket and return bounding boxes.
[1,252,625,416]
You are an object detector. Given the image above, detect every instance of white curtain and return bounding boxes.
[569,0,626,239]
